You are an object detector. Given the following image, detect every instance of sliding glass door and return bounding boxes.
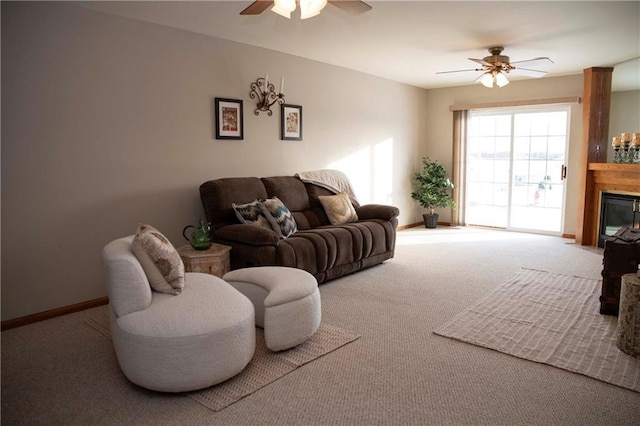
[466,106,569,234]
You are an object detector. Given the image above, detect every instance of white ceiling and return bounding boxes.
[78,1,640,91]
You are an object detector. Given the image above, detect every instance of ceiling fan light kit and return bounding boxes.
[269,0,329,19]
[479,70,511,88]
[494,72,510,87]
[241,0,371,19]
[479,72,495,88]
[271,0,297,18]
[299,0,328,19]
[437,46,553,88]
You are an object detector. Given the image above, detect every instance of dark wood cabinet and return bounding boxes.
[600,227,640,315]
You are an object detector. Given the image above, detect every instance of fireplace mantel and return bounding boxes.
[589,163,640,172]
[574,67,639,246]
[579,163,640,245]
[589,163,640,187]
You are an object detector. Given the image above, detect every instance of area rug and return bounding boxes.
[433,268,640,392]
[85,310,360,411]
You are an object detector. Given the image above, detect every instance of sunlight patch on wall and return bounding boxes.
[328,138,393,205]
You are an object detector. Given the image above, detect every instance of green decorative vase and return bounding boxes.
[182,219,212,250]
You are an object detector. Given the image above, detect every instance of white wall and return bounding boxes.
[608,90,640,162]
[6,2,623,322]
[420,75,584,233]
[1,2,426,321]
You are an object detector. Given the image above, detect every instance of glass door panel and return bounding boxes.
[466,107,569,234]
[466,113,511,228]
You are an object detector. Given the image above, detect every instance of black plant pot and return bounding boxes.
[423,213,439,229]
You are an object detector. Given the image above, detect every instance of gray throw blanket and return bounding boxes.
[295,169,359,204]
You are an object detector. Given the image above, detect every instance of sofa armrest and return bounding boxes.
[355,204,400,222]
[215,224,279,246]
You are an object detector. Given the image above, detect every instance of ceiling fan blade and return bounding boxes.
[240,0,273,15]
[328,0,372,15]
[469,58,491,66]
[511,67,548,78]
[510,57,554,67]
[474,73,487,83]
[436,68,482,74]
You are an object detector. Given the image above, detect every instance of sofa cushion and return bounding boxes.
[262,176,311,212]
[355,204,400,221]
[200,178,268,230]
[131,224,185,295]
[275,221,389,278]
[318,192,359,225]
[232,199,272,229]
[260,197,298,239]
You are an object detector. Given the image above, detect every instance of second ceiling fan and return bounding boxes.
[240,0,372,19]
[437,47,554,88]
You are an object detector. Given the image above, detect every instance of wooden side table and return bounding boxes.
[177,243,231,278]
[617,273,640,358]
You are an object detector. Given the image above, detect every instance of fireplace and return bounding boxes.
[598,192,640,248]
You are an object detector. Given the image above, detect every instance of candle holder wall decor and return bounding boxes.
[613,133,640,163]
[622,132,632,163]
[612,136,622,163]
[633,133,640,163]
[250,75,285,116]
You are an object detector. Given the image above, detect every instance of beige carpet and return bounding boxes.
[85,311,360,411]
[6,229,640,425]
[434,268,640,393]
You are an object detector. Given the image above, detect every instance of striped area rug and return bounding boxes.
[434,268,640,392]
[85,311,360,411]
[189,324,360,411]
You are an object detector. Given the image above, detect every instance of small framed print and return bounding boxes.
[215,98,243,140]
[281,104,303,141]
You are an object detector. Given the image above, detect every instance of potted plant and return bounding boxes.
[411,157,456,228]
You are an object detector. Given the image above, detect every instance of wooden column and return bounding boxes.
[575,67,614,245]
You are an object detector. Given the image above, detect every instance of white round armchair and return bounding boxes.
[103,236,255,392]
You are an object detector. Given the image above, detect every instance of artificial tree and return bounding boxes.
[411,157,456,228]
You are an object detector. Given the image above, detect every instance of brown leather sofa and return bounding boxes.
[199,175,399,284]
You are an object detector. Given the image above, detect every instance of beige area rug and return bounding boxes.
[85,310,360,411]
[434,268,640,393]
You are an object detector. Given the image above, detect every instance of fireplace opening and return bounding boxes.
[598,192,640,248]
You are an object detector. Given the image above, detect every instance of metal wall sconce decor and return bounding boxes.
[250,74,285,116]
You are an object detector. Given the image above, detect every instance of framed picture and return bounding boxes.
[281,104,303,141]
[215,98,243,140]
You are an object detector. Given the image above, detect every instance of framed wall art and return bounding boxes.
[215,98,243,140]
[281,104,303,141]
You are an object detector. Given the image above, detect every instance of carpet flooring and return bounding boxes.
[434,268,640,392]
[85,310,360,411]
[4,227,640,425]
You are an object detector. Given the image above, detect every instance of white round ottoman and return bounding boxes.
[223,266,321,351]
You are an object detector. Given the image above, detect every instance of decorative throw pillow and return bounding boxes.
[318,192,359,225]
[232,199,272,229]
[130,223,185,295]
[259,196,298,239]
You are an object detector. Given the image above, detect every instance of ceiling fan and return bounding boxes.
[240,0,372,19]
[437,47,554,88]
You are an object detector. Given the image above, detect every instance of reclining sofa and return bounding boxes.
[199,175,399,284]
